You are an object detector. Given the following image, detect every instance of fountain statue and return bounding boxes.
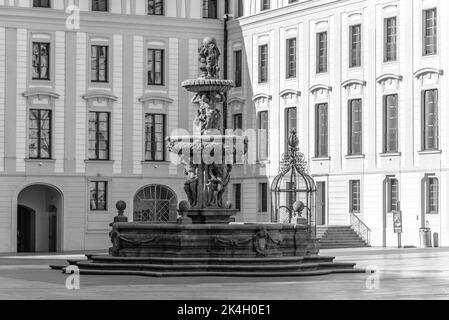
[167,36,245,224]
[54,37,363,277]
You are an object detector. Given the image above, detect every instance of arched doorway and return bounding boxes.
[17,184,63,253]
[133,185,178,223]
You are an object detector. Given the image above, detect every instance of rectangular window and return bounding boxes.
[422,89,438,151]
[384,94,399,153]
[148,49,164,86]
[92,0,108,11]
[148,0,164,15]
[32,42,50,80]
[233,113,243,131]
[203,0,217,19]
[261,0,270,11]
[349,24,362,68]
[29,109,51,159]
[427,177,439,214]
[286,38,297,79]
[33,0,50,7]
[315,103,329,158]
[91,45,108,83]
[285,107,297,150]
[258,44,268,83]
[350,180,361,213]
[234,184,242,211]
[234,50,242,87]
[316,32,328,73]
[384,17,397,62]
[259,183,268,212]
[258,111,269,161]
[145,113,166,162]
[88,112,110,161]
[90,181,107,211]
[348,99,363,155]
[388,179,399,213]
[423,8,437,56]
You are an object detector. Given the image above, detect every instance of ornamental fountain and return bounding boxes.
[57,37,363,277]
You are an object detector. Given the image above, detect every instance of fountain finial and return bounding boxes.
[199,36,221,79]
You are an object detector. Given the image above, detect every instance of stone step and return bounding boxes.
[320,244,369,249]
[75,261,358,273]
[68,268,365,278]
[88,255,336,266]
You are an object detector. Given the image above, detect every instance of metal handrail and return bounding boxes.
[350,213,371,245]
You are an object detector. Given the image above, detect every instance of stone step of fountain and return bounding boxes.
[63,267,364,278]
[73,260,357,274]
[85,255,336,266]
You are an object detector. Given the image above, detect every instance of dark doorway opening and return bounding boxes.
[316,182,326,226]
[17,205,36,253]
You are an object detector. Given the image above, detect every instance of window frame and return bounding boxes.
[28,109,52,160]
[147,48,165,86]
[89,181,108,212]
[258,110,269,161]
[91,0,109,12]
[261,0,270,11]
[202,0,218,19]
[384,16,397,62]
[348,99,363,156]
[316,31,328,74]
[349,24,362,68]
[234,50,242,88]
[91,45,109,83]
[426,177,439,214]
[421,89,439,151]
[31,42,51,81]
[33,0,51,8]
[88,111,111,161]
[423,8,438,56]
[387,178,399,213]
[383,94,399,154]
[234,183,242,212]
[315,103,329,158]
[349,180,361,214]
[286,38,297,79]
[259,182,268,213]
[144,113,166,162]
[147,0,165,16]
[258,44,268,84]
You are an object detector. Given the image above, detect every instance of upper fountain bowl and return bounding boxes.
[182,79,235,93]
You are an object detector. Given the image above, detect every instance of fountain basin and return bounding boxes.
[182,79,235,93]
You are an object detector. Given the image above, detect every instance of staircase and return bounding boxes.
[317,226,370,249]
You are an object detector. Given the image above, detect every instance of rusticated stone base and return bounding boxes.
[108,222,319,258]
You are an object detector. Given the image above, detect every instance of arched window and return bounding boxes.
[133,185,177,223]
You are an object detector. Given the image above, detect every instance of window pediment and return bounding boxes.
[23,88,60,104]
[309,84,332,94]
[82,90,118,103]
[414,68,444,80]
[376,74,403,85]
[342,79,366,89]
[139,93,174,105]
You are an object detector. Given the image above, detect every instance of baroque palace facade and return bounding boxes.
[0,0,448,253]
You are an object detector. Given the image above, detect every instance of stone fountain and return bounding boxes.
[57,37,363,277]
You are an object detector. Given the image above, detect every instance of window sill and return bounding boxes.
[345,154,365,160]
[85,160,115,164]
[312,157,331,162]
[25,158,56,163]
[141,161,169,165]
[380,152,402,158]
[418,150,442,155]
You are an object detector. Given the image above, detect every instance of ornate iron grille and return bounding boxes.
[133,185,177,223]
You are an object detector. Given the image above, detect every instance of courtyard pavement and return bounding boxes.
[0,247,448,300]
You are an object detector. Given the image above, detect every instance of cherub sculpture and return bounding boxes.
[198,37,221,79]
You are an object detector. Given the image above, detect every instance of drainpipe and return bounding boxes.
[223,0,231,131]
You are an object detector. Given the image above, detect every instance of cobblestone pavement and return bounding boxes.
[0,248,448,300]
